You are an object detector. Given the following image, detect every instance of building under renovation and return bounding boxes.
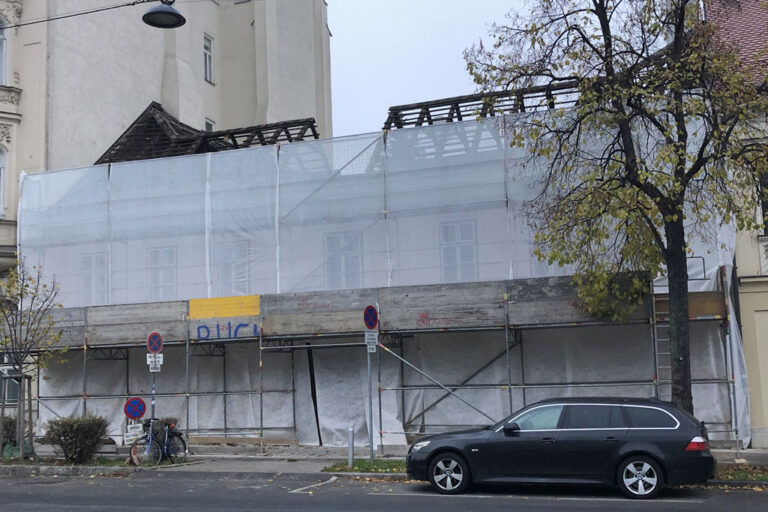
[17,90,750,448]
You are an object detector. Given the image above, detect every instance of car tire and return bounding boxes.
[617,455,664,499]
[428,452,470,494]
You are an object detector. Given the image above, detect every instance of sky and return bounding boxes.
[327,0,518,137]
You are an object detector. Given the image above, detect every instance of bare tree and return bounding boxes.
[0,260,62,461]
[466,0,768,412]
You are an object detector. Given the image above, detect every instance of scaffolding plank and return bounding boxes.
[51,307,86,346]
[261,289,379,335]
[85,301,188,346]
[379,281,505,330]
[653,291,725,319]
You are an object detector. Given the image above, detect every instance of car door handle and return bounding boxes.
[541,437,556,444]
[605,436,618,443]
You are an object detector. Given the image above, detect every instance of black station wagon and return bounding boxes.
[406,397,715,499]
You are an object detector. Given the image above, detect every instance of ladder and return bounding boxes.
[651,292,672,401]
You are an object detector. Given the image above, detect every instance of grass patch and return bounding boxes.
[716,465,768,482]
[324,459,406,473]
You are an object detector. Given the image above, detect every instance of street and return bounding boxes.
[0,470,765,511]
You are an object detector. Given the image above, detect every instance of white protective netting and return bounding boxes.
[19,117,748,446]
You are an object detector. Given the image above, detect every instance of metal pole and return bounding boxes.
[377,342,383,454]
[503,293,513,414]
[348,426,354,469]
[82,343,87,417]
[367,350,374,466]
[185,318,190,445]
[519,330,527,407]
[17,376,23,463]
[26,377,33,445]
[151,373,156,419]
[222,343,228,436]
[259,327,264,453]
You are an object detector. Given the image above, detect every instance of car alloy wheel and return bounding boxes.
[428,453,470,494]
[618,456,663,499]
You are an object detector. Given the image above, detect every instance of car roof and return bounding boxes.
[531,397,674,407]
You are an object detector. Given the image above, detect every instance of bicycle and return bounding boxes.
[130,418,187,466]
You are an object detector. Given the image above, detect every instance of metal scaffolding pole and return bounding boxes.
[82,343,87,417]
[503,293,513,414]
[185,320,191,445]
[223,344,228,436]
[259,327,264,453]
[377,344,383,453]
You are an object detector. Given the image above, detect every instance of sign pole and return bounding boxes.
[367,349,374,466]
[151,373,156,420]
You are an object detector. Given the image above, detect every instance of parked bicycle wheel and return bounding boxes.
[167,434,187,464]
[130,437,162,466]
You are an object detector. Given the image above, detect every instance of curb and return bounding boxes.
[0,465,144,477]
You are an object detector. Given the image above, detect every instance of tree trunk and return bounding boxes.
[17,378,24,464]
[665,217,694,413]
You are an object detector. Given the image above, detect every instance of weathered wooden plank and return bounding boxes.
[654,291,725,319]
[86,321,187,346]
[86,302,187,326]
[190,315,260,341]
[261,289,379,315]
[380,282,506,330]
[263,311,362,335]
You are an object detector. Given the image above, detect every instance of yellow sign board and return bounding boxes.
[188,295,260,319]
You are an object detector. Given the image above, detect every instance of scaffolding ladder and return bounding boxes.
[651,292,672,401]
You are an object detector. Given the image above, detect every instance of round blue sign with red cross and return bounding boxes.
[124,397,146,420]
[147,331,163,354]
[363,305,378,330]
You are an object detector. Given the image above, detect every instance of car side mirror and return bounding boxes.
[503,422,521,437]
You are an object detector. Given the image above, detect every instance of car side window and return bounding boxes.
[625,406,678,428]
[562,405,625,429]
[512,405,564,430]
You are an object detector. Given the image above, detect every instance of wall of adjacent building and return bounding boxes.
[1,0,332,272]
[735,229,768,448]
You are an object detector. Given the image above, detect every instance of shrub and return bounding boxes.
[0,416,16,446]
[42,415,108,464]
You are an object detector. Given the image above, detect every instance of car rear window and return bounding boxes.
[562,405,625,429]
[625,406,678,428]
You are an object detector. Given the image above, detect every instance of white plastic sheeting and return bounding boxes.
[19,120,566,308]
[21,117,748,446]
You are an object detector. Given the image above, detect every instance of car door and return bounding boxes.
[555,404,629,482]
[484,404,564,480]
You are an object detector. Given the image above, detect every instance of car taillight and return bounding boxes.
[685,436,709,451]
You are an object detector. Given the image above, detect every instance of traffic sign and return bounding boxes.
[367,345,377,353]
[149,364,162,373]
[123,397,147,420]
[147,332,163,354]
[363,305,378,330]
[146,353,164,365]
[365,330,378,346]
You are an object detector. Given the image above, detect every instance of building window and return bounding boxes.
[0,367,18,404]
[204,118,215,132]
[81,252,108,305]
[440,221,477,282]
[148,247,176,301]
[216,240,249,296]
[0,20,6,86]
[204,34,214,84]
[324,232,362,290]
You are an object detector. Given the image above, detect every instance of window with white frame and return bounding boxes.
[440,221,477,282]
[204,118,215,132]
[0,367,18,403]
[324,232,362,290]
[216,240,249,296]
[204,34,214,84]
[81,252,108,305]
[148,247,176,301]
[0,20,6,86]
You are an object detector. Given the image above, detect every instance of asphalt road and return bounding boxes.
[0,471,765,511]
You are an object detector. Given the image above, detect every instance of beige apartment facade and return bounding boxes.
[0,0,332,271]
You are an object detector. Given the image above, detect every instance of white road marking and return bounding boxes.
[367,492,705,504]
[289,476,338,494]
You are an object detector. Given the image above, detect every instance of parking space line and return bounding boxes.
[367,492,705,504]
[289,476,338,494]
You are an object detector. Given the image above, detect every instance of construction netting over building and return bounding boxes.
[16,117,750,448]
[19,119,569,307]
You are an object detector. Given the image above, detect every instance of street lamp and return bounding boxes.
[142,0,186,29]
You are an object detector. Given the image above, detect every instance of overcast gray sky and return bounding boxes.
[328,0,517,137]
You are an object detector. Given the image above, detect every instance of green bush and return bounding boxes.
[0,416,16,446]
[42,415,108,464]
